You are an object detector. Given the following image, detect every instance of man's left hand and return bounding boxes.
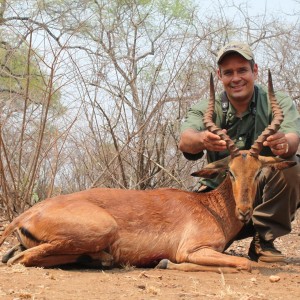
[263,132,289,156]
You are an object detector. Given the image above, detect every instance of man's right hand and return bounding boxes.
[202,130,227,152]
[178,129,227,154]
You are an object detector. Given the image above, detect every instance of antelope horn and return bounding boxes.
[249,70,284,157]
[203,73,240,158]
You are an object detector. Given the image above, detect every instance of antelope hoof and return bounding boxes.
[156,259,169,269]
[2,244,26,263]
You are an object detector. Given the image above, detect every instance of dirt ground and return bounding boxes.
[0,211,299,300]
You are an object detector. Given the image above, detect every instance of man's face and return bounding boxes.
[217,53,258,103]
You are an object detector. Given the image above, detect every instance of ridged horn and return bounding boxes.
[249,70,284,158]
[203,73,240,158]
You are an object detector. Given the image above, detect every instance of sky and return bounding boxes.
[200,0,299,18]
[245,0,298,14]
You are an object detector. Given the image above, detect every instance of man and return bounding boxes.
[179,41,300,263]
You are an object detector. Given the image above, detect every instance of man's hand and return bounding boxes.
[178,129,227,154]
[202,130,227,152]
[263,132,289,156]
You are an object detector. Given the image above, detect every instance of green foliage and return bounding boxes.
[0,43,62,111]
[157,0,194,19]
[99,0,194,21]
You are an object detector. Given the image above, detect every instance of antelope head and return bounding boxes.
[192,71,296,223]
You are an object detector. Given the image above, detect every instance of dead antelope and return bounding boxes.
[0,71,296,273]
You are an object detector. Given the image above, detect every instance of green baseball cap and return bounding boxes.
[217,42,254,63]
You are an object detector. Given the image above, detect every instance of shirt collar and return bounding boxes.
[227,88,256,120]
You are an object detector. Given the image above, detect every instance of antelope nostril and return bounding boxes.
[238,208,250,217]
[237,208,251,222]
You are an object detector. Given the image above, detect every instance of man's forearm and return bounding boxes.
[178,129,206,154]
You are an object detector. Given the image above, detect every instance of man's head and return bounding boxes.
[217,42,258,105]
[217,42,255,65]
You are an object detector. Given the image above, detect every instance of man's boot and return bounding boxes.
[248,233,285,263]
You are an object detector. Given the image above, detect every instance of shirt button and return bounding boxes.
[238,137,243,140]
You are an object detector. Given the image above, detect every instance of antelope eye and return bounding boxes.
[228,170,235,180]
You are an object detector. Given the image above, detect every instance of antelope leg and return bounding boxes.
[156,259,241,273]
[7,243,114,268]
[163,247,252,272]
[186,248,252,271]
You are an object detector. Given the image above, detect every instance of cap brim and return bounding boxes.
[217,50,252,63]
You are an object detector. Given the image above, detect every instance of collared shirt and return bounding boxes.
[181,84,300,188]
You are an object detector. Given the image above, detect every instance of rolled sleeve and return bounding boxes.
[276,91,300,136]
[180,100,208,133]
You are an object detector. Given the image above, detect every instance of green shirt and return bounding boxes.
[181,84,300,188]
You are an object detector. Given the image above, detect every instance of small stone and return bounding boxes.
[137,284,146,290]
[269,275,280,282]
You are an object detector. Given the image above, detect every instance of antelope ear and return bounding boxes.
[269,161,297,170]
[259,156,297,170]
[192,168,219,178]
[191,156,230,178]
